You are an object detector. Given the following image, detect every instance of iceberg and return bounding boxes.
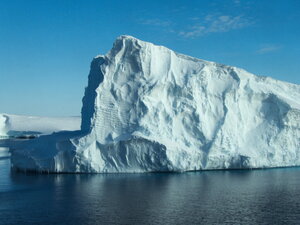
[0,114,9,137]
[0,114,80,138]
[11,35,300,173]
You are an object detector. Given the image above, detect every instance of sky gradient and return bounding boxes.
[0,0,299,116]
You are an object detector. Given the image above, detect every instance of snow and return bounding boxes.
[0,114,80,137]
[10,35,300,173]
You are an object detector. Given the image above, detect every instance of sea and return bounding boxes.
[1,147,300,225]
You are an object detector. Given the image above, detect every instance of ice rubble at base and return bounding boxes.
[11,35,300,173]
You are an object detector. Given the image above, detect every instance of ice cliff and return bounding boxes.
[11,35,300,173]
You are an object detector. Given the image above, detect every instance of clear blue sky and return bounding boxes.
[0,0,299,116]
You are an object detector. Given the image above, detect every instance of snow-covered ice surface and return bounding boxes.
[0,114,80,137]
[11,35,300,173]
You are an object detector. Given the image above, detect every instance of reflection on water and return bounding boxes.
[1,147,300,225]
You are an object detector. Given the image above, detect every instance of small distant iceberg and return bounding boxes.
[0,114,10,139]
[0,114,80,139]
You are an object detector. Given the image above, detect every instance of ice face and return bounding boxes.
[10,35,300,173]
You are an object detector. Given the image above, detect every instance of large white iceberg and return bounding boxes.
[11,35,300,173]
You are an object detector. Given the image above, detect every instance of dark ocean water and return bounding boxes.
[1,147,300,225]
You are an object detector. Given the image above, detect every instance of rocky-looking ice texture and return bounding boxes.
[11,36,300,173]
